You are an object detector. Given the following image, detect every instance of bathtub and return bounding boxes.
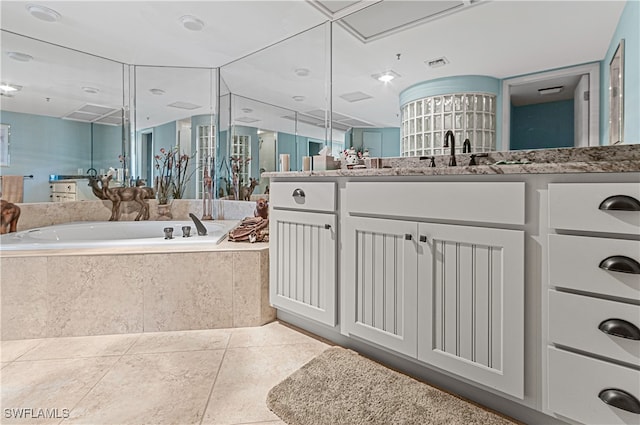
[0,218,275,340]
[0,220,236,251]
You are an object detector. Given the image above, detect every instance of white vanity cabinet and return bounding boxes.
[49,179,95,202]
[342,181,525,398]
[546,183,640,425]
[269,181,337,327]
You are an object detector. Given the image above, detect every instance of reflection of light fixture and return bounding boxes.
[295,68,310,77]
[26,4,61,22]
[82,86,100,94]
[0,83,22,93]
[149,88,165,95]
[292,95,305,102]
[538,86,564,95]
[241,107,253,113]
[372,70,400,83]
[7,51,33,62]
[179,15,204,31]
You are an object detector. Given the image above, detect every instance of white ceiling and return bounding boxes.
[0,0,627,133]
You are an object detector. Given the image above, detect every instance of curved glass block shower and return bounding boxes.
[401,93,496,157]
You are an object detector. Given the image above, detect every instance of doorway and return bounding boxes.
[502,63,600,150]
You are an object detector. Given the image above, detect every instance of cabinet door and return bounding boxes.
[417,223,524,399]
[343,216,418,357]
[269,209,336,326]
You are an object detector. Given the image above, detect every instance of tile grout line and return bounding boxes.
[56,334,143,425]
[198,331,233,425]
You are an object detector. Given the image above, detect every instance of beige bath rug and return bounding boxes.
[267,346,518,425]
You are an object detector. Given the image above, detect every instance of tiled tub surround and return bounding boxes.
[1,242,274,340]
[11,198,261,233]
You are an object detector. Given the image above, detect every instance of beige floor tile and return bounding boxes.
[18,334,141,361]
[66,350,225,424]
[0,357,120,425]
[201,342,328,425]
[228,321,324,348]
[127,328,231,354]
[0,338,43,362]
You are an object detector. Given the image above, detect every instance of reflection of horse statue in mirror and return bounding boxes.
[88,174,154,221]
[0,200,21,234]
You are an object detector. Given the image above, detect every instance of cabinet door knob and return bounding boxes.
[599,255,640,274]
[598,389,640,414]
[419,235,427,243]
[598,319,640,340]
[292,188,305,198]
[324,224,331,230]
[404,234,412,241]
[599,195,640,211]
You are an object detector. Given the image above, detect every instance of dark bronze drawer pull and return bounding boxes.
[598,319,640,340]
[419,235,427,243]
[324,224,331,230]
[599,255,640,274]
[292,188,305,198]
[599,195,640,211]
[404,234,412,241]
[598,389,640,414]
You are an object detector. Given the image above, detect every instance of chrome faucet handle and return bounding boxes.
[182,226,191,237]
[164,227,174,239]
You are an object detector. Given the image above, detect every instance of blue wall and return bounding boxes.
[510,100,574,150]
[0,110,121,202]
[601,0,639,144]
[349,127,401,157]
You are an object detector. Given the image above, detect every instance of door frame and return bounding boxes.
[501,63,600,150]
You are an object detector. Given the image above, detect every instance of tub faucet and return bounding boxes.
[444,130,456,166]
[462,139,472,153]
[189,213,207,236]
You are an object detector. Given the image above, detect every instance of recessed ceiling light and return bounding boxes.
[7,51,33,62]
[82,86,100,94]
[179,15,204,31]
[26,4,61,22]
[149,88,165,95]
[292,96,306,102]
[538,86,564,95]
[241,107,253,113]
[294,68,310,77]
[372,70,400,83]
[0,83,22,93]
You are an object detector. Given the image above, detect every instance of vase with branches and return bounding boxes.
[154,146,195,205]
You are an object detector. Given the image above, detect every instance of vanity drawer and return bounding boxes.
[548,347,640,425]
[549,290,640,365]
[50,182,76,193]
[270,182,336,212]
[549,183,640,235]
[346,182,525,225]
[548,234,640,300]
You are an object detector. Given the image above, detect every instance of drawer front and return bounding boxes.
[548,234,640,300]
[549,290,640,365]
[51,182,76,193]
[549,183,640,234]
[346,182,525,225]
[270,182,335,212]
[548,347,640,425]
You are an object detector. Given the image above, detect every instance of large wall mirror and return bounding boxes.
[1,30,126,202]
[132,65,216,200]
[330,0,630,155]
[220,22,334,184]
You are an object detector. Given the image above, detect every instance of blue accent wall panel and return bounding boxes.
[510,100,574,150]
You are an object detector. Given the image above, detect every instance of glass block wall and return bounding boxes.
[401,93,496,157]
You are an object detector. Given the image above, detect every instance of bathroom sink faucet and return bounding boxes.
[462,139,471,153]
[189,213,207,236]
[444,130,456,166]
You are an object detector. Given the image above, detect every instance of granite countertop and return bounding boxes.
[263,144,640,178]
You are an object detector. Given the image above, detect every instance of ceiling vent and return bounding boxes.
[62,104,122,126]
[339,91,373,103]
[426,57,449,68]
